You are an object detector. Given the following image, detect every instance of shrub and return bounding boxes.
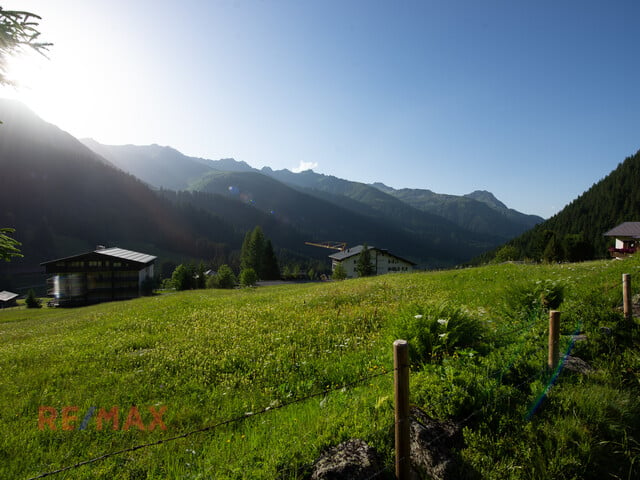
[212,264,236,289]
[332,263,347,280]
[239,268,258,287]
[502,279,564,320]
[25,289,41,308]
[389,303,486,365]
[171,263,195,291]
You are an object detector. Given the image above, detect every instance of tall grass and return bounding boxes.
[1,257,639,479]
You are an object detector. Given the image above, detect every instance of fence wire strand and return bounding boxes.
[27,273,629,480]
[27,368,394,480]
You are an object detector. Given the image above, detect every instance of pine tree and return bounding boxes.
[0,8,52,86]
[542,235,563,263]
[355,243,375,277]
[25,288,41,308]
[239,227,280,280]
[262,239,280,280]
[0,227,22,262]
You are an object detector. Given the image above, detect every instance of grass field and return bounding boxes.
[1,258,640,479]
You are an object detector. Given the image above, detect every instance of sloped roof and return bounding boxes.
[95,247,156,264]
[0,291,19,302]
[329,245,370,261]
[329,245,416,265]
[603,222,640,238]
[41,247,156,266]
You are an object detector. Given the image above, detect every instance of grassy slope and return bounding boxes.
[1,258,640,479]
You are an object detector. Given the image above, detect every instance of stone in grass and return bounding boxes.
[562,355,594,375]
[410,406,463,480]
[310,439,386,480]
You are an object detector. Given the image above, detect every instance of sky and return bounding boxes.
[1,0,639,218]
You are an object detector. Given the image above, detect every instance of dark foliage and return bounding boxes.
[355,243,375,277]
[25,288,41,308]
[475,149,640,263]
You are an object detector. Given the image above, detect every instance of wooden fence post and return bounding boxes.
[394,339,410,480]
[623,274,632,321]
[548,310,561,370]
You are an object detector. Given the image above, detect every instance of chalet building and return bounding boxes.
[329,245,415,279]
[0,290,19,309]
[41,247,156,306]
[604,222,640,257]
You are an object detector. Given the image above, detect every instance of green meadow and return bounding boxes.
[1,258,640,479]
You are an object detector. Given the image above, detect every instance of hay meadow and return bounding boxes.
[2,257,640,479]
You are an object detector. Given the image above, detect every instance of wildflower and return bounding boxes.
[437,319,448,326]
[414,314,423,319]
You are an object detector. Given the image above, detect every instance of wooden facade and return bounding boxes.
[41,247,156,306]
[0,290,19,309]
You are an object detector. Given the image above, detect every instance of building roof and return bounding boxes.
[95,247,156,264]
[0,290,19,302]
[603,222,640,238]
[329,245,369,261]
[41,247,156,266]
[329,245,416,265]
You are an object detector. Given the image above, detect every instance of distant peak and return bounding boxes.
[465,190,507,210]
[371,182,395,193]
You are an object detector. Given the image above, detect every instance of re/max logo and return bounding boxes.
[38,405,167,431]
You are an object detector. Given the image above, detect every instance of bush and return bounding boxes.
[332,263,347,280]
[211,264,236,289]
[171,264,195,291]
[389,303,486,365]
[239,268,258,287]
[25,289,41,309]
[502,279,564,320]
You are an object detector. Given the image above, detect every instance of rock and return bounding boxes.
[410,407,463,480]
[310,439,385,480]
[562,355,593,375]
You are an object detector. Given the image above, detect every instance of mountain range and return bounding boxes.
[79,137,543,247]
[0,98,545,290]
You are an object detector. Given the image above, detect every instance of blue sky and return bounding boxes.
[1,0,639,218]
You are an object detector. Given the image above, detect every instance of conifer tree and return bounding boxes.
[0,227,22,262]
[239,227,280,280]
[1,8,51,85]
[355,243,375,277]
[262,239,281,280]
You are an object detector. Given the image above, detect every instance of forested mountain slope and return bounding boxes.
[477,149,640,262]
[0,100,243,273]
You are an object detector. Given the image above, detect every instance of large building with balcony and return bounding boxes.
[329,245,415,279]
[41,247,156,306]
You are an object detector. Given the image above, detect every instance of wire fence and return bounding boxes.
[25,273,637,480]
[27,369,395,480]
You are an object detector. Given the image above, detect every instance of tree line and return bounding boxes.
[167,226,281,291]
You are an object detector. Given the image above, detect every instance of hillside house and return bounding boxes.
[604,222,640,258]
[41,247,156,306]
[329,245,415,279]
[0,290,19,309]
